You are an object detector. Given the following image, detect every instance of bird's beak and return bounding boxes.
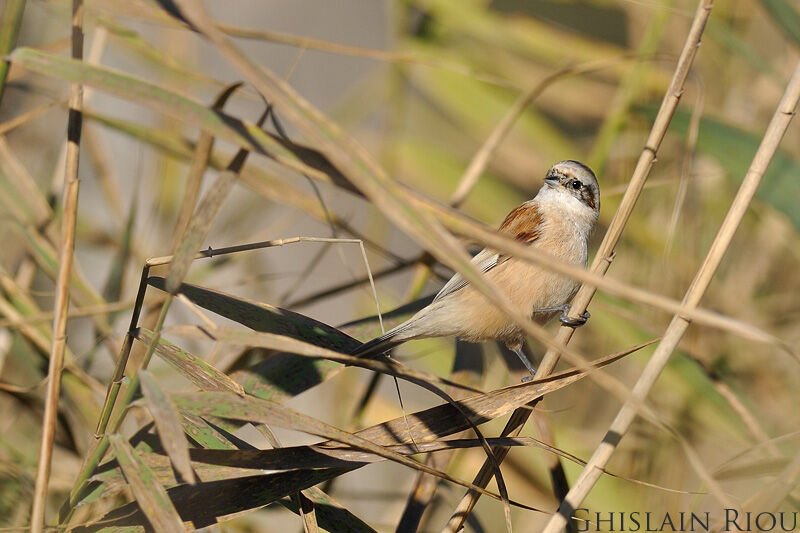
[544,176,558,188]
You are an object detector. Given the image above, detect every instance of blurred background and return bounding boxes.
[1,0,799,530]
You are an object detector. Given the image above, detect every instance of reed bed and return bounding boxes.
[0,0,798,532]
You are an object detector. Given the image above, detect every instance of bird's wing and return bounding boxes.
[432,201,544,303]
[432,248,499,303]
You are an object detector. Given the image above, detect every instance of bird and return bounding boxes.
[352,160,600,379]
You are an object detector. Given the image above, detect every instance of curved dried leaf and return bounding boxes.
[9,48,356,192]
[135,327,244,395]
[166,100,269,294]
[279,487,376,533]
[172,82,243,247]
[146,277,354,401]
[166,325,477,397]
[169,391,537,510]
[75,470,352,531]
[353,340,651,446]
[108,434,185,533]
[148,277,359,351]
[138,371,196,485]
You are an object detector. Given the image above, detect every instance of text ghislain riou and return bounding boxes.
[573,509,800,532]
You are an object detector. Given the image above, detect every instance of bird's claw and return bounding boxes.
[521,374,534,383]
[559,306,590,328]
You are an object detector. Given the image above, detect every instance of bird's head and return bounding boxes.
[543,160,600,215]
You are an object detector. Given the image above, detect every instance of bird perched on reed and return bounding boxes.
[352,160,600,379]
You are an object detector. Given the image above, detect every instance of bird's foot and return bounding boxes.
[512,347,537,382]
[559,305,590,328]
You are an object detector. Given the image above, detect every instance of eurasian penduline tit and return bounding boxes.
[352,160,600,379]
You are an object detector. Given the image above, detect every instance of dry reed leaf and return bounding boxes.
[138,370,197,485]
[277,487,376,533]
[78,469,353,530]
[134,329,244,395]
[107,434,185,533]
[165,103,269,294]
[171,82,242,247]
[169,390,534,510]
[9,48,355,189]
[148,277,359,351]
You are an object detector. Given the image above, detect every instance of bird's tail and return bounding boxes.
[350,330,405,359]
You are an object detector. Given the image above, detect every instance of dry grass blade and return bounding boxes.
[169,391,539,513]
[30,2,84,531]
[138,370,197,485]
[542,60,800,533]
[279,487,376,533]
[93,438,560,487]
[79,416,690,509]
[107,434,185,533]
[147,276,360,351]
[296,492,319,533]
[162,325,480,397]
[9,48,351,189]
[144,311,512,522]
[171,82,242,247]
[165,103,269,293]
[0,0,25,104]
[85,469,355,529]
[353,342,650,447]
[143,275,351,402]
[174,435,696,496]
[182,437,568,472]
[0,136,51,226]
[135,329,244,395]
[443,1,716,528]
[740,449,800,516]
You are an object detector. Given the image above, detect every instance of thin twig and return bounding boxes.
[543,59,800,533]
[442,0,715,529]
[30,1,84,531]
[0,101,59,134]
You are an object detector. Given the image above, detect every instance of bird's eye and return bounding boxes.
[571,180,582,190]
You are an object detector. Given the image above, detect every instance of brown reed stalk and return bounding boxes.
[541,59,800,533]
[29,1,84,531]
[442,0,715,529]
